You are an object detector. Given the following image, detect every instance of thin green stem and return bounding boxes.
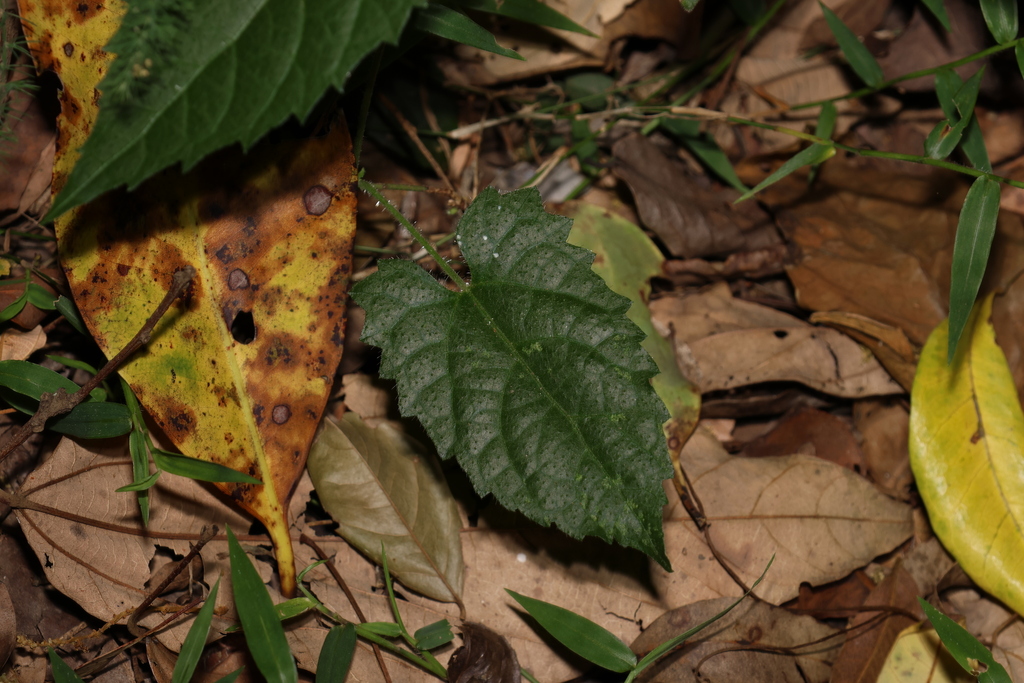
[358,178,467,289]
[353,48,383,167]
[520,668,541,683]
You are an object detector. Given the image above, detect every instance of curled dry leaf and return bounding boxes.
[630,597,838,683]
[0,326,46,361]
[306,413,464,603]
[651,283,903,397]
[21,0,357,596]
[448,622,520,683]
[681,427,913,604]
[14,436,255,651]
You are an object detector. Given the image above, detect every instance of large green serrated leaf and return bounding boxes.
[48,0,426,219]
[352,188,672,567]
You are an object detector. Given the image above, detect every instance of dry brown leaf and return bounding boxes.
[612,135,779,259]
[791,570,875,620]
[809,311,917,391]
[0,86,55,216]
[741,407,865,472]
[830,564,922,683]
[0,582,14,671]
[901,539,956,596]
[448,622,519,683]
[630,597,838,682]
[0,325,46,361]
[682,427,913,604]
[853,400,913,500]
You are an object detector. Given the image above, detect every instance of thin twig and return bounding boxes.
[301,533,393,683]
[0,266,196,464]
[378,94,458,198]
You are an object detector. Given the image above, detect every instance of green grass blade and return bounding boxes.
[414,620,454,650]
[917,598,1012,682]
[25,283,56,310]
[980,0,1018,43]
[227,526,297,683]
[115,469,162,492]
[814,101,837,139]
[47,649,84,683]
[736,143,835,202]
[47,402,133,439]
[413,4,524,60]
[211,669,244,683]
[451,0,595,36]
[680,135,749,193]
[921,0,952,31]
[55,295,88,335]
[172,579,222,683]
[948,177,1001,361]
[818,2,884,87]
[961,117,992,172]
[0,360,81,400]
[317,624,357,683]
[934,68,961,121]
[152,449,262,484]
[506,590,636,672]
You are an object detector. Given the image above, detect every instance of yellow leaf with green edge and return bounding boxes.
[566,204,700,447]
[910,293,1024,617]
[877,622,974,683]
[20,0,357,596]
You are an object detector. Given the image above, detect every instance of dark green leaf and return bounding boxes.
[681,0,700,10]
[921,0,952,31]
[48,649,84,683]
[211,669,244,683]
[360,622,405,638]
[980,0,1018,44]
[152,449,262,484]
[115,469,162,492]
[0,295,27,324]
[222,597,319,633]
[727,0,766,25]
[918,598,1012,683]
[172,579,221,683]
[736,143,835,203]
[24,283,56,310]
[934,68,960,121]
[1017,42,1024,81]
[814,101,837,140]
[451,0,595,36]
[127,424,151,524]
[48,0,428,219]
[680,135,749,193]
[414,4,523,60]
[0,360,78,400]
[506,589,636,672]
[564,72,615,112]
[55,296,88,335]
[818,2,884,87]
[948,177,1001,361]
[48,402,133,438]
[961,117,992,172]
[352,188,673,567]
[924,69,983,161]
[414,620,455,650]
[317,624,357,683]
[227,526,297,683]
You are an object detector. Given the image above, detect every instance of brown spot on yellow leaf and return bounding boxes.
[63,42,73,56]
[303,185,332,215]
[272,405,291,425]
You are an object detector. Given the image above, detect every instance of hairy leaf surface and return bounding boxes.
[43,0,426,218]
[910,294,1024,617]
[352,188,672,566]
[307,413,464,602]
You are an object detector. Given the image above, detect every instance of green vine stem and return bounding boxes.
[358,178,468,290]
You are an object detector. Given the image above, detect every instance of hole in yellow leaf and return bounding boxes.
[231,310,256,344]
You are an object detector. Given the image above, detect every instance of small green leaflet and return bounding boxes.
[49,0,428,219]
[917,598,1012,683]
[980,0,1018,44]
[818,2,884,88]
[921,0,952,31]
[317,624,357,683]
[172,579,221,683]
[352,188,673,567]
[947,177,1001,361]
[47,649,84,683]
[736,143,835,203]
[413,4,523,60]
[507,589,636,672]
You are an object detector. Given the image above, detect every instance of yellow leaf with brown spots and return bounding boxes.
[19,0,356,596]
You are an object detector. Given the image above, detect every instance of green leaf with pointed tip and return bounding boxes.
[736,143,835,203]
[451,0,596,36]
[413,4,524,60]
[925,68,984,161]
[352,188,672,567]
[48,0,427,219]
[48,402,132,438]
[680,135,749,193]
[227,526,297,683]
[918,598,1012,683]
[948,177,1000,361]
[507,589,636,672]
[414,620,455,650]
[818,2,884,87]
[172,579,221,683]
[152,448,262,484]
[921,0,952,31]
[55,296,88,336]
[317,624,357,683]
[980,0,1018,44]
[48,649,84,683]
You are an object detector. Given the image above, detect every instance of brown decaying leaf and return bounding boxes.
[791,570,875,621]
[681,427,913,604]
[0,325,45,361]
[853,400,913,500]
[306,413,464,603]
[630,597,838,683]
[741,407,865,473]
[0,582,14,671]
[448,622,519,683]
[612,134,779,259]
[650,283,903,397]
[830,564,922,683]
[809,311,917,392]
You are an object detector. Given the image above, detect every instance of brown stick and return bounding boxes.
[0,266,196,464]
[301,533,393,683]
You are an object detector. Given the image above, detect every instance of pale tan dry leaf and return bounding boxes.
[854,399,914,500]
[630,597,838,683]
[650,283,801,343]
[342,374,396,422]
[15,436,258,650]
[901,538,956,596]
[681,427,913,604]
[0,324,45,361]
[307,414,464,603]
